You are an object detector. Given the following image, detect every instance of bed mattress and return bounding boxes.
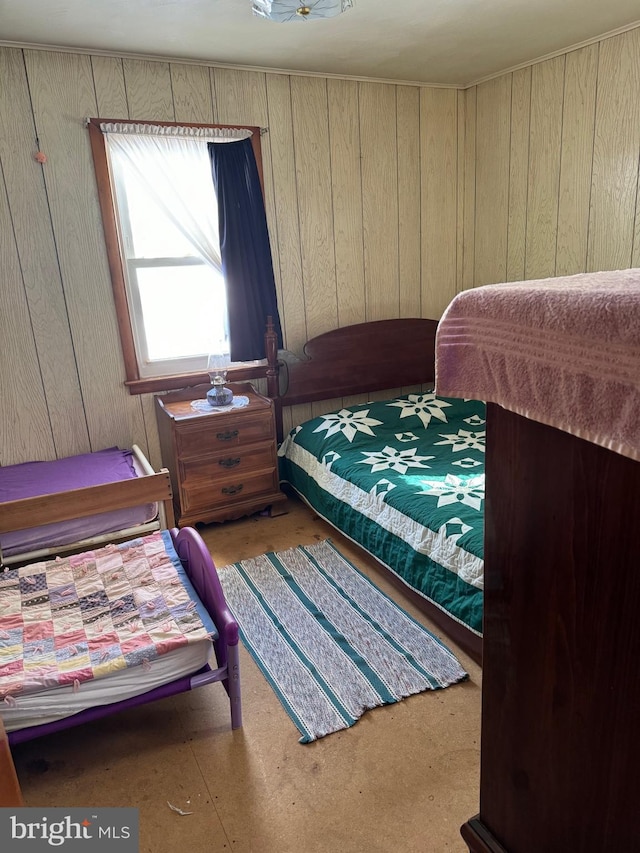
[278,393,485,635]
[0,530,216,733]
[0,447,157,558]
[1,641,211,732]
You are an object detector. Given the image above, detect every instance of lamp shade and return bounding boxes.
[252,0,353,22]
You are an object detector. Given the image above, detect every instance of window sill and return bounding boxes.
[125,362,272,395]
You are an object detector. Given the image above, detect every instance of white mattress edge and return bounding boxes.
[3,640,212,732]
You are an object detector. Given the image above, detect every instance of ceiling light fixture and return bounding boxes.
[252,0,353,22]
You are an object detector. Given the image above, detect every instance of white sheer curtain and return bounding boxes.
[99,123,253,374]
[102,125,252,272]
[104,130,225,271]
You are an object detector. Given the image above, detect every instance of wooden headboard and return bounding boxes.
[266,318,439,440]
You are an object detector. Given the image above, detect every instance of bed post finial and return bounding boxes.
[264,316,282,441]
[265,316,277,383]
[265,315,278,390]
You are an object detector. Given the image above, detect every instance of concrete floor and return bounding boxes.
[12,496,481,852]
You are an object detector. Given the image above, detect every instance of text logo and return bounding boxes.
[0,808,138,851]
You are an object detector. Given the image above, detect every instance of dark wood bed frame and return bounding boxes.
[264,316,483,665]
[264,316,439,436]
[461,405,640,852]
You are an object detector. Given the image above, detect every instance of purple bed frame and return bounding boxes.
[7,527,241,745]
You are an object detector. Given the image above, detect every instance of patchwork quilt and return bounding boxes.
[0,530,216,703]
[278,393,486,635]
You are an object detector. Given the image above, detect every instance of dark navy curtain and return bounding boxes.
[208,137,282,362]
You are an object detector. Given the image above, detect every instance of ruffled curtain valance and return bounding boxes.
[104,130,225,276]
[99,122,252,142]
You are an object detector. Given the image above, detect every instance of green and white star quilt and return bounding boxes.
[278,393,485,636]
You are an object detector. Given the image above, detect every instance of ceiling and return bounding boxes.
[1,0,639,86]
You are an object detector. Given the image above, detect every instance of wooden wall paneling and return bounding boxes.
[462,86,476,291]
[474,76,511,287]
[24,50,146,453]
[121,59,174,121]
[588,29,640,272]
[211,69,282,318]
[91,56,161,470]
[170,63,215,124]
[290,76,338,340]
[420,87,458,318]
[311,398,343,419]
[281,407,294,438]
[90,56,127,117]
[208,67,220,122]
[0,48,88,461]
[368,388,403,402]
[400,385,424,396]
[359,82,399,321]
[341,394,369,408]
[135,399,160,471]
[555,45,598,276]
[632,33,640,263]
[211,68,268,123]
[0,165,56,465]
[264,74,305,354]
[634,170,640,268]
[327,78,366,327]
[283,403,312,437]
[456,90,465,295]
[506,67,531,282]
[396,85,421,316]
[524,56,565,280]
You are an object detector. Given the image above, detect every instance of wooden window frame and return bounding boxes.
[88,118,267,395]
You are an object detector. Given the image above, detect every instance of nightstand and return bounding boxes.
[155,382,287,527]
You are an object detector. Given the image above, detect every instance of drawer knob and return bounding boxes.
[219,457,241,468]
[216,429,239,442]
[221,484,244,495]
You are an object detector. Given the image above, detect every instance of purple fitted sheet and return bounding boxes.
[0,447,157,558]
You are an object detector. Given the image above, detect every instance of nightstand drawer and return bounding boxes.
[181,467,280,513]
[179,444,276,487]
[175,410,274,459]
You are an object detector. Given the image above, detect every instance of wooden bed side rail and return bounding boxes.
[0,470,174,535]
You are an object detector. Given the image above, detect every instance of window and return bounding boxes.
[89,119,271,393]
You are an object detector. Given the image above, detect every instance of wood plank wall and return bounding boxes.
[464,28,640,288]
[1,25,640,467]
[0,47,459,466]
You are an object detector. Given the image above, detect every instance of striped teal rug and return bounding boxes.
[218,540,468,743]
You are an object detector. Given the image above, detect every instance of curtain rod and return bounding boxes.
[84,117,269,134]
